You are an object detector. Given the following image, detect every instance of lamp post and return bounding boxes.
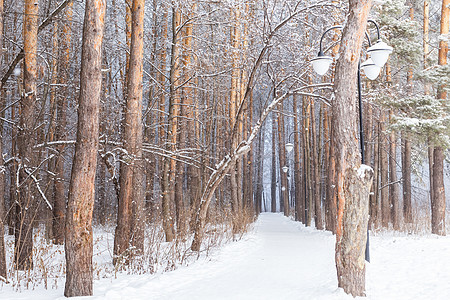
[311,20,392,263]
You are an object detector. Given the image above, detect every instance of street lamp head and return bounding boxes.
[311,51,333,76]
[367,40,393,67]
[285,143,294,153]
[361,58,381,80]
[282,166,289,173]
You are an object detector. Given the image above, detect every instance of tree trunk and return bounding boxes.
[53,1,72,245]
[402,136,412,224]
[277,103,289,216]
[389,111,399,230]
[432,147,446,235]
[64,0,105,296]
[334,0,373,296]
[15,0,39,271]
[114,0,146,264]
[430,0,448,236]
[0,0,7,282]
[293,95,302,222]
[380,111,389,228]
[311,98,322,229]
[370,116,380,229]
[303,96,312,226]
[271,111,277,213]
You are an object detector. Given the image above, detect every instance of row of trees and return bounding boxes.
[0,0,447,297]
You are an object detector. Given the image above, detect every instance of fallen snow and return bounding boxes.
[1,213,450,299]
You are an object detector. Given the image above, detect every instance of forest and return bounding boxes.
[0,0,449,298]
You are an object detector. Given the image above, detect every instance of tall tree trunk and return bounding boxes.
[53,1,72,245]
[389,111,399,230]
[334,0,373,296]
[380,111,389,228]
[303,96,312,226]
[402,4,414,226]
[114,0,146,264]
[255,126,264,214]
[15,0,39,271]
[402,136,412,224]
[311,98,322,229]
[277,102,289,216]
[326,113,337,232]
[293,95,302,222]
[431,0,449,236]
[0,0,7,282]
[423,0,434,216]
[64,0,105,296]
[370,116,380,229]
[271,111,277,213]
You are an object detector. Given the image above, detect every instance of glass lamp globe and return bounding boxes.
[367,40,393,67]
[285,143,294,153]
[361,58,381,80]
[282,166,289,173]
[311,54,333,76]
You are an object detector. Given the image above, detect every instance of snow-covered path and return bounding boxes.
[93,213,338,300]
[2,212,450,299]
[88,213,450,300]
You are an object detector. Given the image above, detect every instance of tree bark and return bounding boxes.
[389,111,400,230]
[114,0,146,265]
[0,0,7,282]
[15,0,39,271]
[334,0,373,296]
[311,98,322,229]
[430,0,448,236]
[370,117,380,229]
[64,0,105,296]
[293,95,302,222]
[271,111,277,213]
[380,111,389,228]
[277,103,289,216]
[52,1,73,245]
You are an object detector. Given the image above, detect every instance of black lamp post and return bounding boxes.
[311,20,393,263]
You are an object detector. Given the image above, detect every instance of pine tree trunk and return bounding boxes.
[293,95,302,222]
[277,103,289,216]
[114,0,146,264]
[370,117,380,229]
[334,0,373,296]
[271,111,277,213]
[53,2,72,245]
[389,111,399,230]
[380,111,389,228]
[402,136,412,224]
[15,0,39,271]
[311,98,322,229]
[0,0,7,282]
[303,97,312,226]
[64,0,105,296]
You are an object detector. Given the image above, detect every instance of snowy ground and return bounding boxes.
[1,213,450,299]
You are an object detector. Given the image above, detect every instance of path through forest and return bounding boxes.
[93,213,339,300]
[90,213,450,300]
[2,213,450,299]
